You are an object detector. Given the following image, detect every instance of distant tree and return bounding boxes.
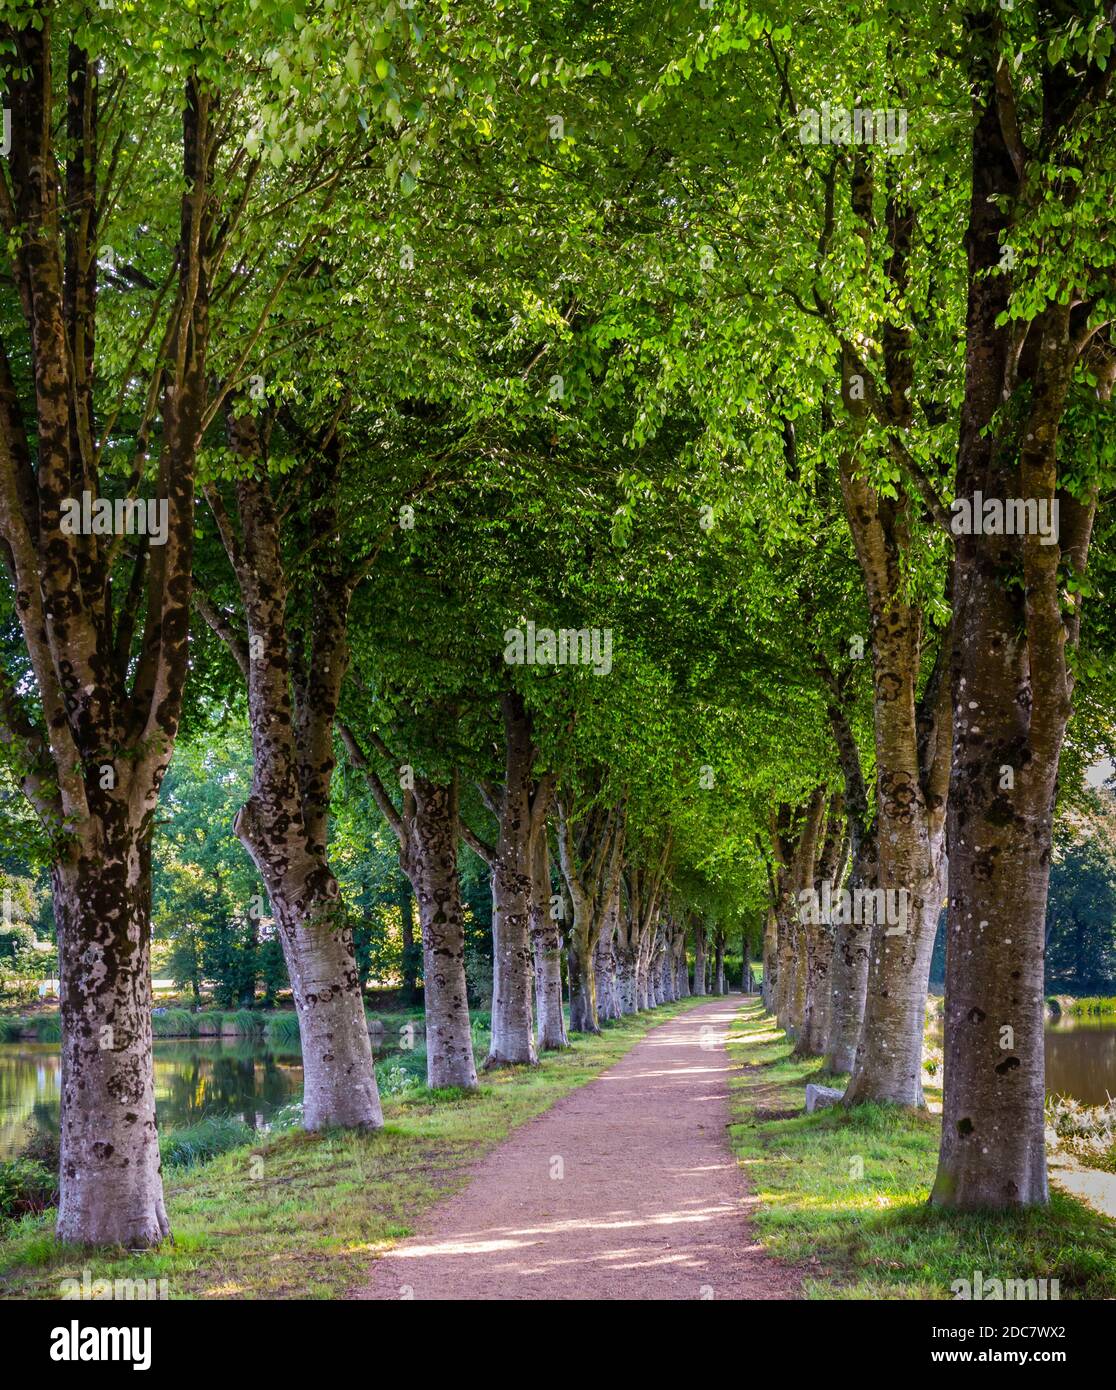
[1045,825,1116,995]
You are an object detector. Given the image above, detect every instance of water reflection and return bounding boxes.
[0,1038,307,1160]
[1045,1017,1116,1106]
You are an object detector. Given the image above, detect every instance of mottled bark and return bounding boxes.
[674,919,691,999]
[470,694,544,1068]
[211,416,381,1131]
[692,921,707,998]
[400,780,478,1090]
[713,926,726,996]
[932,25,1112,1206]
[555,790,625,1036]
[529,828,567,1050]
[54,839,168,1247]
[761,909,777,1011]
[818,682,878,1074]
[771,793,826,1039]
[835,151,952,1105]
[795,797,845,1057]
[616,938,639,1013]
[595,892,621,1021]
[566,935,595,1031]
[825,881,873,1074]
[343,733,478,1091]
[399,873,419,1004]
[0,28,213,1244]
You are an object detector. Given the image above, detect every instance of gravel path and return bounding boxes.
[354,997,801,1301]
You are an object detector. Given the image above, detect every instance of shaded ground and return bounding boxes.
[354,997,801,1301]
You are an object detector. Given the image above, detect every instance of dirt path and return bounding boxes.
[354,997,801,1301]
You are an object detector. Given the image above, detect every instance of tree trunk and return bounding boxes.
[932,818,1049,1207]
[795,919,832,1056]
[0,41,213,1248]
[675,924,690,998]
[594,904,620,1022]
[713,928,726,995]
[795,797,845,1057]
[220,436,383,1132]
[635,938,651,1010]
[235,802,382,1130]
[484,693,540,1067]
[824,844,875,1073]
[844,873,942,1107]
[555,793,625,1036]
[617,940,638,1013]
[343,729,480,1091]
[834,455,949,1106]
[819,670,879,1074]
[488,856,537,1065]
[529,830,567,1050]
[776,896,807,1037]
[761,909,777,1010]
[402,781,478,1089]
[54,839,169,1248]
[692,921,707,997]
[567,918,598,1033]
[928,24,1112,1207]
[659,937,675,1002]
[399,873,419,1004]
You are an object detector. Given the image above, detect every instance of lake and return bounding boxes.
[0,1036,401,1162]
[1044,1015,1116,1106]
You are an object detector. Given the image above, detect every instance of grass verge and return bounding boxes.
[0,996,709,1300]
[727,1000,1116,1299]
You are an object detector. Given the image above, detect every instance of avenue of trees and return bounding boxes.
[0,0,1114,1247]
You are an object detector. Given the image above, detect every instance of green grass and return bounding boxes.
[151,1008,198,1038]
[0,996,709,1300]
[726,1001,1116,1299]
[1066,996,1116,1017]
[160,1116,258,1170]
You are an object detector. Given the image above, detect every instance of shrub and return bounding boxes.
[19,1123,60,1171]
[0,923,37,964]
[0,1158,57,1219]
